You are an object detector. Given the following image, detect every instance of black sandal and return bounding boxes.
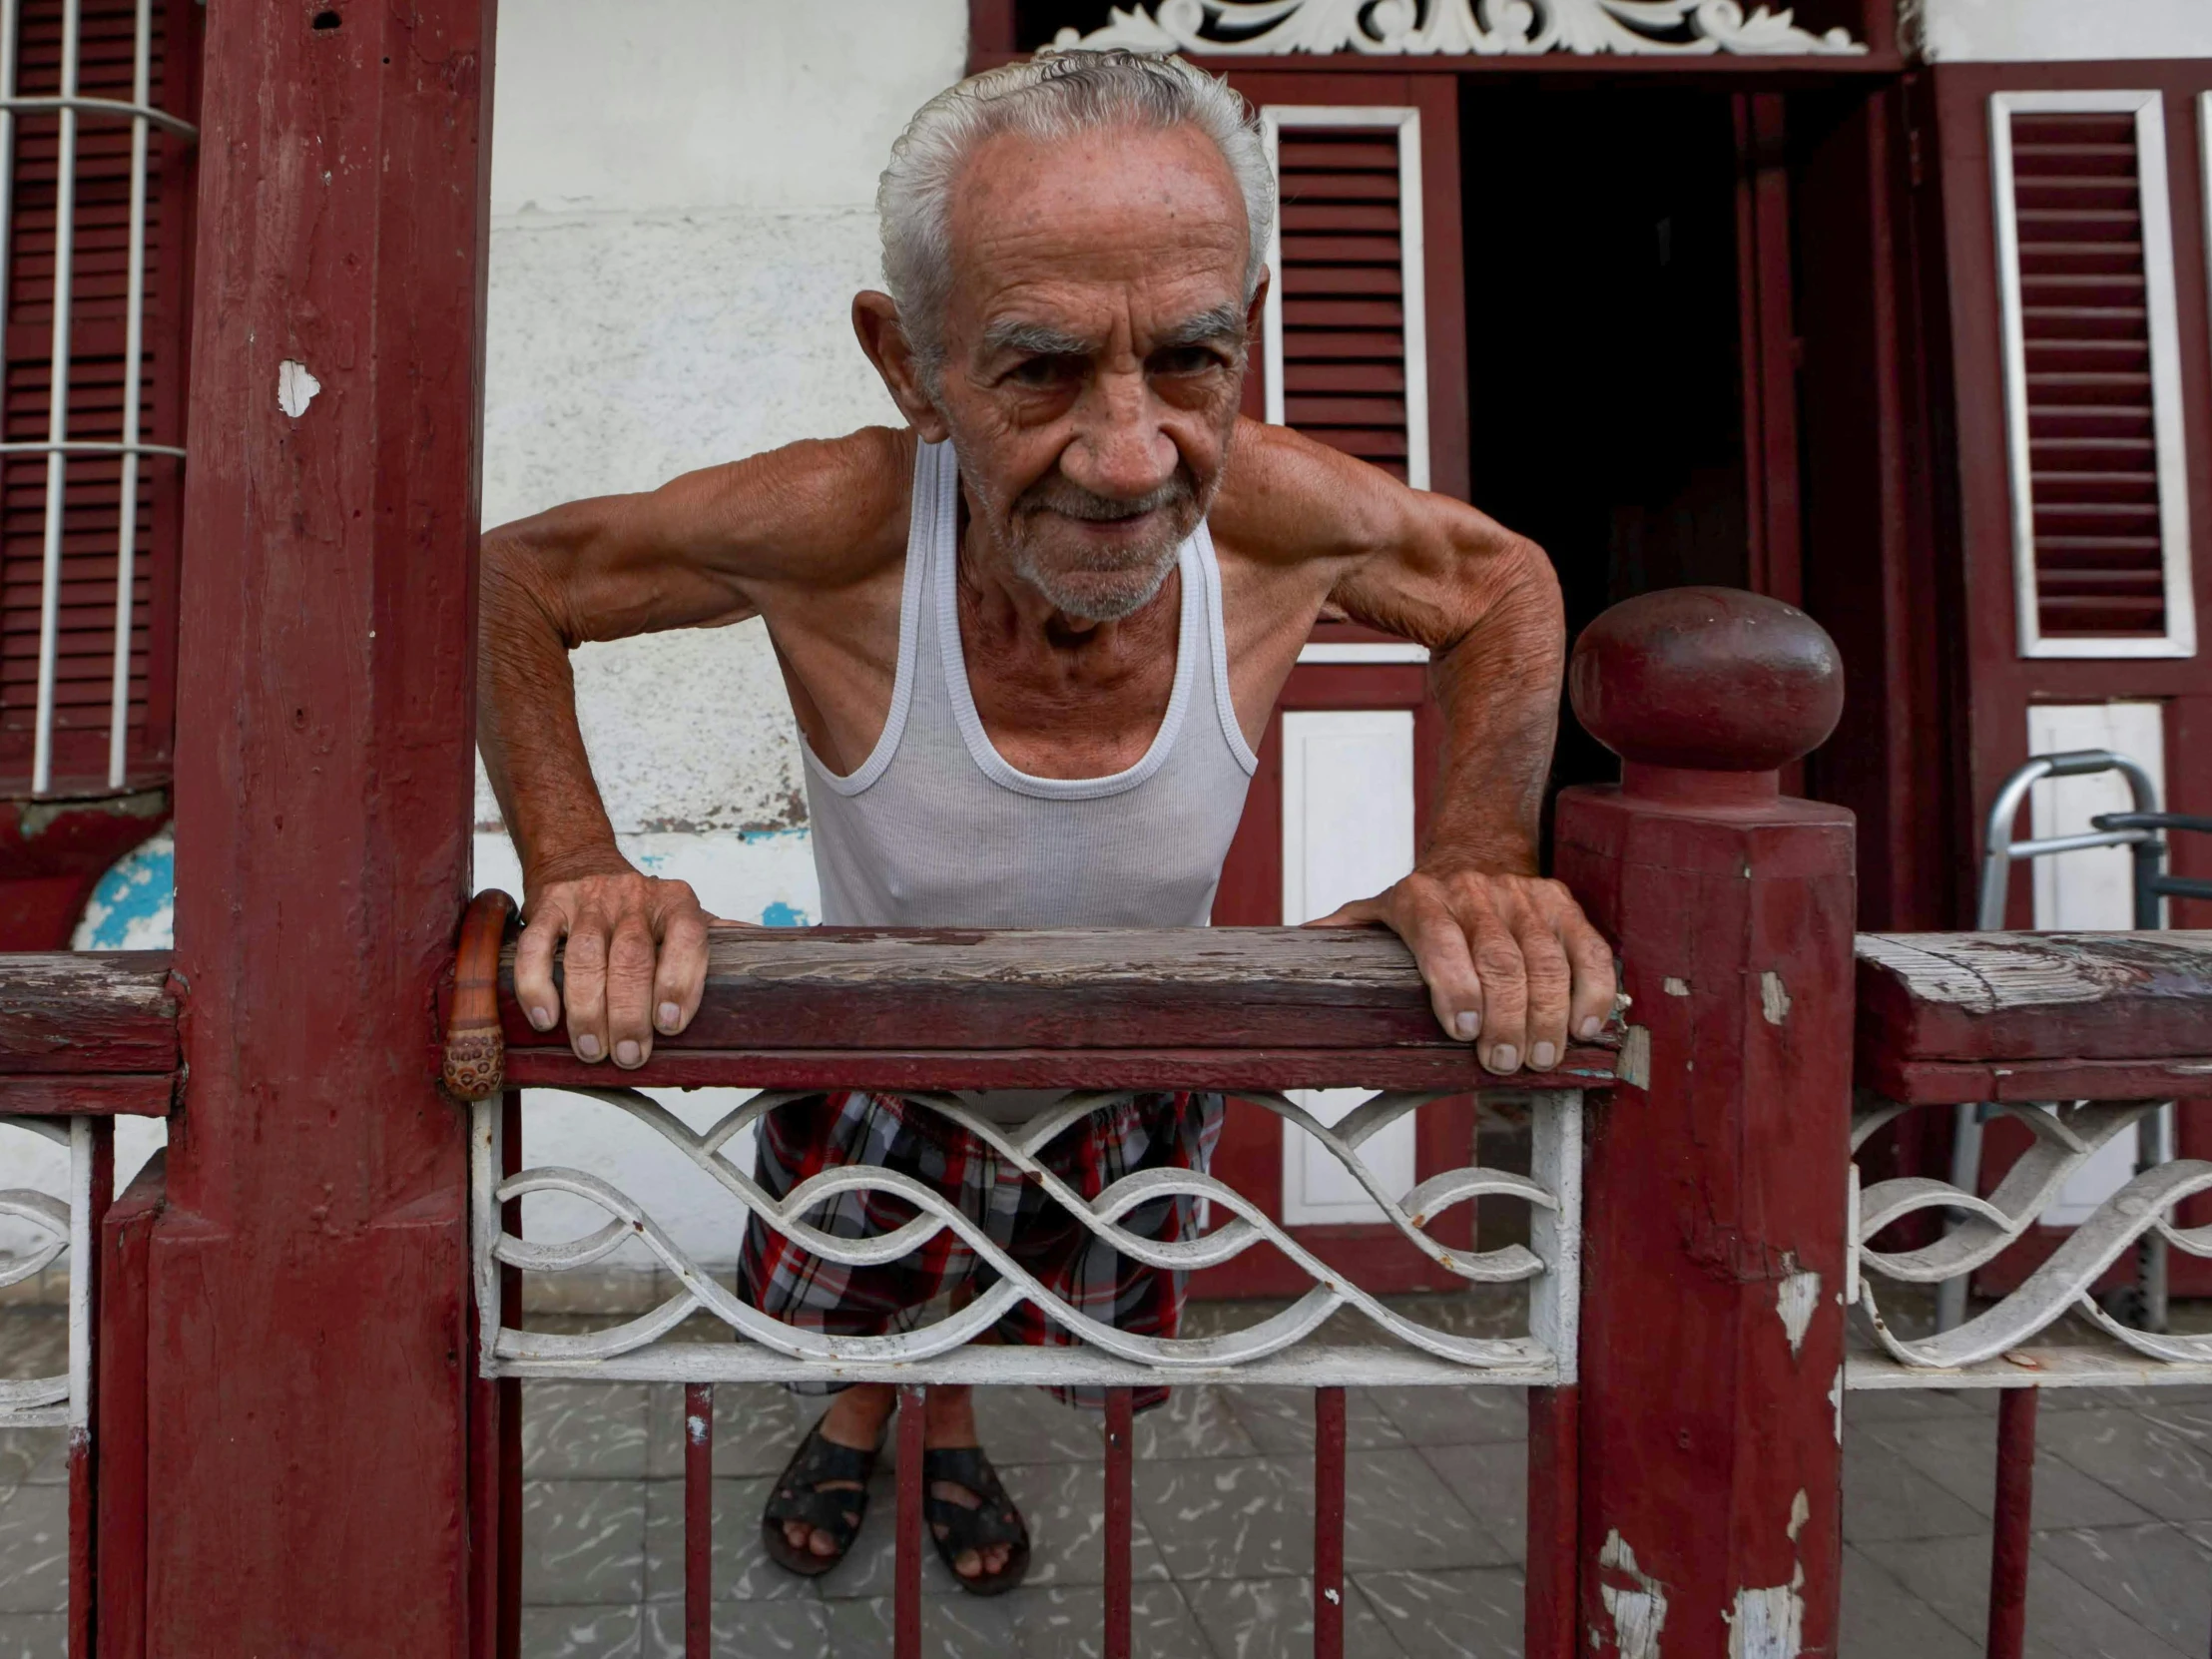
[922,1444,1032,1596]
[761,1416,882,1577]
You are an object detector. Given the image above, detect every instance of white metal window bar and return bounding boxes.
[1259,104,1431,494]
[1989,89,2196,662]
[472,1087,1582,1389]
[0,0,198,795]
[0,1114,91,1429]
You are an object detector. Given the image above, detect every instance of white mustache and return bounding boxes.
[1018,475,1194,523]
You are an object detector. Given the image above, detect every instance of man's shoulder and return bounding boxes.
[694,424,917,583]
[1208,417,1401,568]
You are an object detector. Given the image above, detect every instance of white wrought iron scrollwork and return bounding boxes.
[1851,1097,2212,1377]
[0,1116,90,1427]
[1057,0,1866,58]
[473,1087,1582,1387]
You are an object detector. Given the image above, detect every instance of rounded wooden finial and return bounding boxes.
[1568,587,1843,775]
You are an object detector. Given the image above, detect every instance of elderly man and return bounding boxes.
[478,50,1613,1593]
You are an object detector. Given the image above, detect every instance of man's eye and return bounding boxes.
[1009,356,1075,388]
[1153,346,1222,376]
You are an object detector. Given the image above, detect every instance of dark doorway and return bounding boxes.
[1459,87,1751,795]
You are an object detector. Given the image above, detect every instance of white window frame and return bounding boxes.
[1258,105,1430,492]
[1989,90,2194,660]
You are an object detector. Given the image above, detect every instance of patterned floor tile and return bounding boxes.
[1842,1432,1990,1540]
[0,1433,62,1491]
[525,1382,654,1479]
[1366,1385,1527,1448]
[524,1478,650,1607]
[1218,1386,1404,1455]
[1841,1386,1994,1425]
[642,1474,821,1603]
[822,1582,1209,1659]
[1182,1574,1403,1659]
[648,1381,819,1480]
[0,1613,64,1659]
[1839,1544,1982,1659]
[1860,1534,2193,1659]
[2036,1409,2212,1523]
[1356,1566,1523,1658]
[1413,1442,1525,1564]
[641,1597,833,1656]
[0,1484,66,1614]
[518,1602,644,1659]
[1858,1414,2155,1530]
[1136,1384,1261,1461]
[2031,1524,2212,1654]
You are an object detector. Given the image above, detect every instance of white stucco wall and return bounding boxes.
[1920,0,2212,61]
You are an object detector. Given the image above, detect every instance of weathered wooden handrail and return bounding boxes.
[1857,930,2212,1102]
[0,950,176,1114]
[439,905,1626,1097]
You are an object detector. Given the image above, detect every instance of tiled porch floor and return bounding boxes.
[6,1300,2212,1657]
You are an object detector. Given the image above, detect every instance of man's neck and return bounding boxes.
[954,489,1175,656]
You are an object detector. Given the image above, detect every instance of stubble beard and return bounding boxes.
[981,466,1222,623]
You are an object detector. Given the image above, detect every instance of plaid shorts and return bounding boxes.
[739,1090,1223,1410]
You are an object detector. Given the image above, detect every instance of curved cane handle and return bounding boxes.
[443,888,517,1100]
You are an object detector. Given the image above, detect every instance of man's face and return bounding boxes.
[931,122,1255,622]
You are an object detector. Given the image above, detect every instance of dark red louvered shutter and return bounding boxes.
[1265,114,1427,489]
[0,0,199,793]
[1995,95,2192,656]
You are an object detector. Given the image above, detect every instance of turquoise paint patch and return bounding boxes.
[741,827,810,845]
[759,900,810,928]
[77,829,176,949]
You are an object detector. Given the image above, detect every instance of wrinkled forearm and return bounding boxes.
[1419,537,1563,878]
[477,530,626,887]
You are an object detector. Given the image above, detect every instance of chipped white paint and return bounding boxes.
[686,1409,709,1444]
[1760,971,1792,1025]
[1726,1582,1805,1658]
[1777,1265,1822,1359]
[276,359,320,418]
[1786,1488,1809,1543]
[1598,1530,1669,1659]
[1829,1367,1843,1444]
[1662,977,1691,997]
[1616,1025,1652,1088]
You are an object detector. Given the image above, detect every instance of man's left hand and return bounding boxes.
[1312,868,1616,1075]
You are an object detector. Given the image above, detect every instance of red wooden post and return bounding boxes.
[1988,1387,2037,1659]
[139,0,494,1651]
[1104,1386,1134,1659]
[1554,588,1854,1656]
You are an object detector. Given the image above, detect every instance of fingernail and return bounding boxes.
[528,1004,554,1032]
[576,1033,602,1061]
[1486,1044,1518,1074]
[1531,1042,1557,1070]
[658,1001,681,1031]
[615,1039,641,1067]
[1578,1015,1602,1038]
[1452,1010,1480,1041]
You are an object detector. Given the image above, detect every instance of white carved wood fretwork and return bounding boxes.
[473,1086,1582,1388]
[1849,1097,2212,1388]
[1057,0,1866,58]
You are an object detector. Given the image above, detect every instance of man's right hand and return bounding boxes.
[514,860,713,1068]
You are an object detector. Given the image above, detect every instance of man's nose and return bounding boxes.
[1061,367,1177,502]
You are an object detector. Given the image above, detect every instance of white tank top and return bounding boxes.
[800,437,1260,930]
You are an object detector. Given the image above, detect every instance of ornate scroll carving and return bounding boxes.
[472,1087,1583,1385]
[1057,0,1866,58]
[1852,1097,2212,1373]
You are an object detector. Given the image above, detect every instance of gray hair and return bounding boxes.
[877,50,1276,379]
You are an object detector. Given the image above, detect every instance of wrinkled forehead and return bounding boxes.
[942,123,1251,348]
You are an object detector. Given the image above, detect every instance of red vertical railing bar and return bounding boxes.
[1988,1387,2037,1659]
[1104,1386,1134,1659]
[896,1384,926,1659]
[685,1382,714,1658]
[1523,1384,1579,1659]
[66,1116,112,1659]
[1315,1385,1347,1659]
[498,1092,522,1659]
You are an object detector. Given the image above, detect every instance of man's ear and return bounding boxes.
[1243,268,1271,354]
[853,291,950,443]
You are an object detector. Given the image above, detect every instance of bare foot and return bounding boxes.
[923,1386,1014,1580]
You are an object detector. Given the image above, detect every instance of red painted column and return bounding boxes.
[140,1,494,1652]
[1554,588,1854,1656]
